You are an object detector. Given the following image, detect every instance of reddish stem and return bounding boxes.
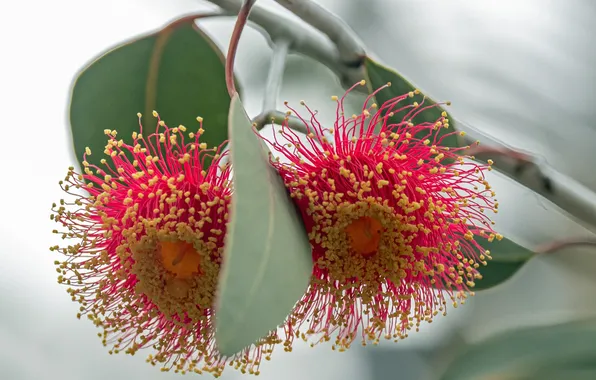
[225,0,257,97]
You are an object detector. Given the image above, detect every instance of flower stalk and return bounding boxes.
[225,0,258,97]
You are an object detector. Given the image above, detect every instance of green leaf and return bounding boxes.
[440,319,596,380]
[364,57,463,148]
[69,15,233,169]
[215,94,312,356]
[473,235,536,290]
[522,364,596,380]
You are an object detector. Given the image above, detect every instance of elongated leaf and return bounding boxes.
[215,94,312,356]
[364,57,463,148]
[523,365,596,380]
[441,319,596,380]
[474,236,536,290]
[69,15,233,169]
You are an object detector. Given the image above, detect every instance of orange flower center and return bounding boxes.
[158,240,202,279]
[345,216,383,256]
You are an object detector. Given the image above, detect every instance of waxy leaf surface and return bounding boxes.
[69,15,232,169]
[473,235,536,290]
[364,57,462,148]
[215,94,312,356]
[441,319,596,380]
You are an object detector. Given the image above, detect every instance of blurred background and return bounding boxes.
[1,0,596,379]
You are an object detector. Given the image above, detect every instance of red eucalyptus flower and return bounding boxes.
[263,81,500,350]
[51,113,277,376]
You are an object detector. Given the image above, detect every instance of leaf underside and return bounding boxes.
[215,94,312,357]
[441,319,596,380]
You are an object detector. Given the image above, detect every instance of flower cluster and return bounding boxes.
[51,113,278,376]
[51,81,499,376]
[263,81,499,351]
